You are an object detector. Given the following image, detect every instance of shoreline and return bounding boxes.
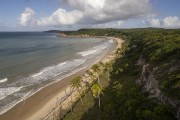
[0,37,123,120]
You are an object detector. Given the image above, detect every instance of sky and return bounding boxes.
[0,0,180,31]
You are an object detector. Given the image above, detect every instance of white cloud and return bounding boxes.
[36,8,83,26]
[163,16,180,28]
[90,21,124,28]
[19,7,35,26]
[62,0,152,24]
[146,16,180,28]
[147,18,161,27]
[20,0,152,27]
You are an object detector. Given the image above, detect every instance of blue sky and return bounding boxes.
[0,0,179,31]
[151,0,180,17]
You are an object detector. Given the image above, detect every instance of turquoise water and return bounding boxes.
[0,32,116,114]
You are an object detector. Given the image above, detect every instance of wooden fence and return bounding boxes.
[43,84,87,120]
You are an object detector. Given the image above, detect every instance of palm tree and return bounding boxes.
[87,71,96,83]
[92,64,101,84]
[70,87,74,115]
[99,61,104,68]
[104,63,111,81]
[120,43,126,56]
[70,76,84,105]
[115,48,121,56]
[64,88,68,98]
[59,104,62,118]
[115,44,126,57]
[91,83,103,110]
[81,76,88,98]
[82,80,89,99]
[99,62,105,77]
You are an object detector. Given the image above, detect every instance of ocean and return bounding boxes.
[0,32,116,115]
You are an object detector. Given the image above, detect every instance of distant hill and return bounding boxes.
[44,30,62,33]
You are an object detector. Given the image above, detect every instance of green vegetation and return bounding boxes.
[62,89,96,120]
[63,62,110,120]
[62,28,179,120]
[70,76,84,105]
[91,83,103,109]
[92,64,101,84]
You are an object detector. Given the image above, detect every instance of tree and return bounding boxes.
[104,63,111,81]
[91,83,103,110]
[99,61,104,68]
[92,64,101,84]
[87,71,96,82]
[70,87,74,115]
[81,78,89,99]
[115,47,121,56]
[70,76,84,105]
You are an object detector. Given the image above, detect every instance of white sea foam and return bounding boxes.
[109,39,114,43]
[0,89,33,115]
[32,62,67,78]
[0,100,19,115]
[78,50,97,56]
[0,78,8,83]
[0,87,23,101]
[57,61,67,66]
[78,39,114,57]
[0,65,87,115]
[32,71,44,78]
[26,59,86,85]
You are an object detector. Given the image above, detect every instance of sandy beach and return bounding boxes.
[0,37,123,120]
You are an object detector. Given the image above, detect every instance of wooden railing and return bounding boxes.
[43,84,87,120]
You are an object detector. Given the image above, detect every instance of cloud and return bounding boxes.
[61,0,152,24]
[90,21,124,28]
[146,16,180,28]
[163,16,180,28]
[19,7,35,26]
[36,8,83,26]
[20,0,152,27]
[147,18,161,27]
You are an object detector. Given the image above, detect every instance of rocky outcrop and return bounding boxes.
[136,55,145,66]
[137,64,161,98]
[136,55,180,119]
[169,60,180,73]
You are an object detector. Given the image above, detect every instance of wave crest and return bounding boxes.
[0,78,8,83]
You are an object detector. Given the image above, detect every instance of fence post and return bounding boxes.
[53,108,55,120]
[65,89,67,98]
[59,104,62,119]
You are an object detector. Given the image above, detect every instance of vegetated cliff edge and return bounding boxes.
[61,28,179,120]
[116,28,179,119]
[137,55,180,118]
[119,28,179,119]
